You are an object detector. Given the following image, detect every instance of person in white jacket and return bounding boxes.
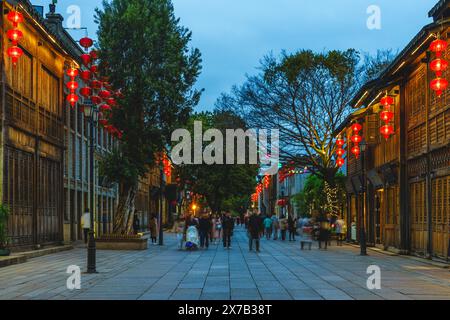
[81,209,91,244]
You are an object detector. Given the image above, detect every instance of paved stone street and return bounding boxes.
[0,227,449,300]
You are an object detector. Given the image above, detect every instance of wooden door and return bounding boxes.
[3,146,34,246]
[375,192,383,244]
[410,180,427,255]
[384,187,399,249]
[432,176,449,259]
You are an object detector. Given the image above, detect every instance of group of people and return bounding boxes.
[245,211,347,252]
[120,208,347,253]
[172,211,236,250]
[262,214,298,241]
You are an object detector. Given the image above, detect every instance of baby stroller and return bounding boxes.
[185,226,199,251]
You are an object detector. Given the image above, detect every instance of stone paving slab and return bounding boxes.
[0,227,449,300]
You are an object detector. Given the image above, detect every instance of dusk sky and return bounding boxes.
[34,0,437,110]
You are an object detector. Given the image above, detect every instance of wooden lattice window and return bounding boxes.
[8,47,33,98]
[432,176,449,227]
[40,66,59,115]
[410,181,426,224]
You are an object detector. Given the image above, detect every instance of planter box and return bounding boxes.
[0,249,11,256]
[96,236,148,250]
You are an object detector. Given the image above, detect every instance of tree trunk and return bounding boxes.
[113,184,137,234]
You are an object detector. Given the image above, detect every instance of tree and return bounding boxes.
[177,111,259,214]
[96,0,202,234]
[218,49,393,215]
[293,173,346,217]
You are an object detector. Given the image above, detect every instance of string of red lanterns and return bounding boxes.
[350,122,362,159]
[6,10,24,66]
[66,67,79,107]
[77,37,123,140]
[379,95,395,140]
[335,136,345,168]
[429,37,448,97]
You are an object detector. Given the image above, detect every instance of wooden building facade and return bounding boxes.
[339,0,449,260]
[0,1,75,249]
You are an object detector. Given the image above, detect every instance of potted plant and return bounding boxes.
[0,204,10,256]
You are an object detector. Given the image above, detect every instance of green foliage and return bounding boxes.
[0,204,10,248]
[95,0,202,187]
[178,111,259,214]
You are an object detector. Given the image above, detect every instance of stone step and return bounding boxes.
[0,245,73,268]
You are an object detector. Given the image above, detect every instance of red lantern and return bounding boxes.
[90,80,102,89]
[81,54,91,66]
[430,58,448,77]
[380,110,394,123]
[99,90,111,99]
[66,81,78,91]
[336,148,345,157]
[336,138,345,147]
[351,134,362,144]
[336,157,345,168]
[7,28,23,44]
[90,50,99,60]
[380,96,394,107]
[430,39,448,57]
[80,70,92,81]
[66,93,79,106]
[7,46,23,66]
[90,65,98,73]
[351,145,360,159]
[380,125,394,140]
[100,104,112,112]
[91,96,102,105]
[7,11,24,27]
[66,68,79,78]
[430,78,449,97]
[79,37,93,49]
[80,87,92,98]
[106,98,117,106]
[351,123,362,133]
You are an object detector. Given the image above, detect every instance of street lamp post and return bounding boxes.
[359,139,368,256]
[84,103,98,273]
[158,162,164,246]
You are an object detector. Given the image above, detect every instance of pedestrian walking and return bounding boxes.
[149,214,158,244]
[279,215,288,241]
[222,212,234,249]
[335,215,346,246]
[248,212,263,252]
[288,215,297,241]
[132,212,140,234]
[271,214,279,240]
[318,212,331,249]
[214,215,222,243]
[263,215,273,240]
[172,216,186,250]
[199,214,211,249]
[81,208,91,245]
